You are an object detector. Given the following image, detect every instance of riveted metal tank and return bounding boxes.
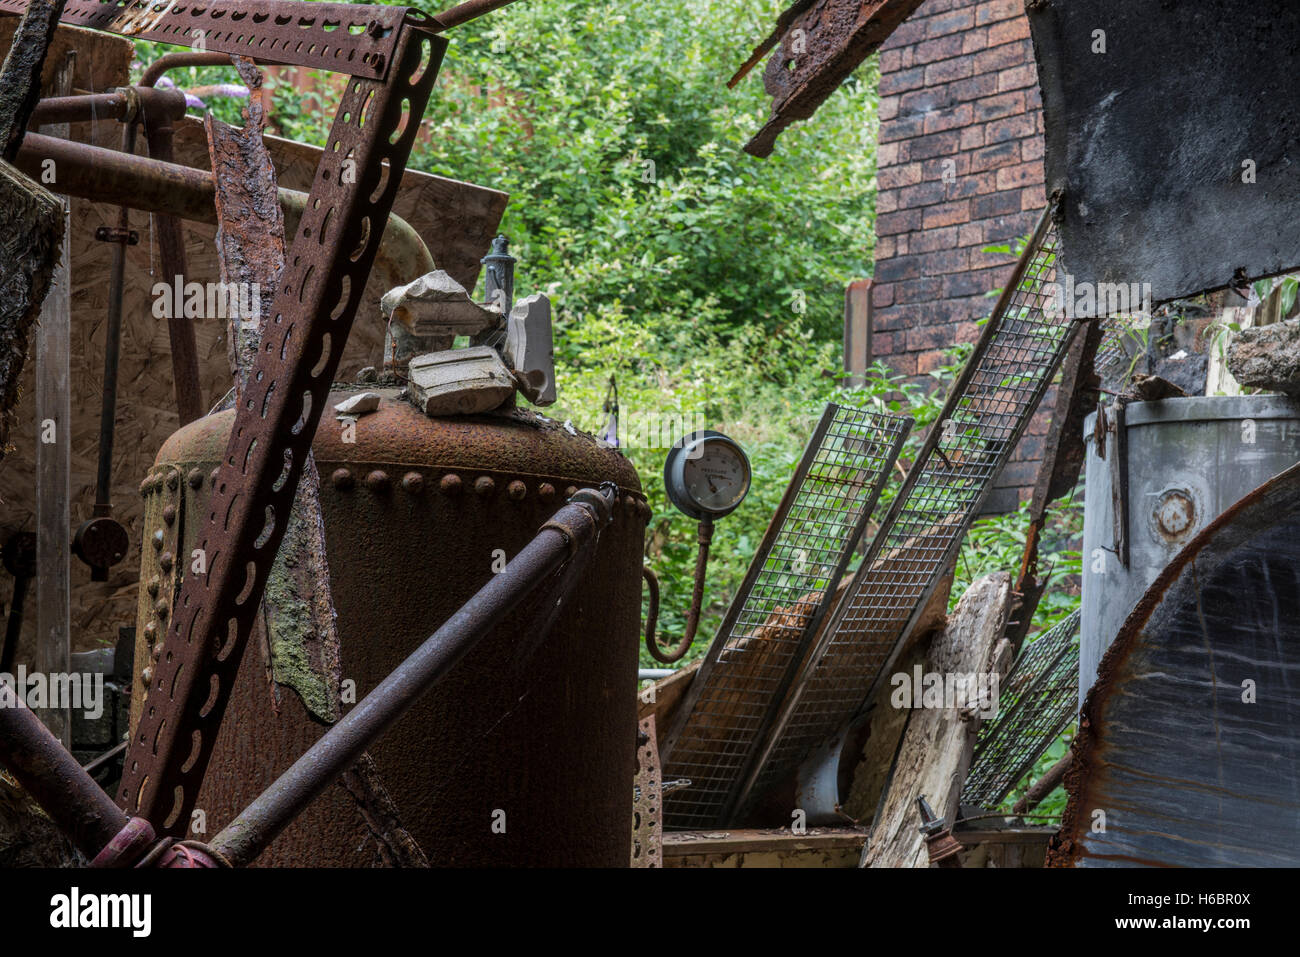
[1080,394,1300,709]
[130,388,648,866]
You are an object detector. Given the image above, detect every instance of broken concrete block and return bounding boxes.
[334,392,382,416]
[1227,320,1300,395]
[408,346,516,416]
[381,270,501,339]
[504,293,556,406]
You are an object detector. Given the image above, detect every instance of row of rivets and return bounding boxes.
[322,469,645,513]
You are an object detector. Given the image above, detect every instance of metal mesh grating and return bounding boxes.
[961,610,1081,808]
[1095,314,1148,385]
[661,403,911,829]
[735,214,1081,814]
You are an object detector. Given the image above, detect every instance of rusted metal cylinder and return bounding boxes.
[131,391,647,866]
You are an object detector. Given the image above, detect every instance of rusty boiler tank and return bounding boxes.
[130,389,648,866]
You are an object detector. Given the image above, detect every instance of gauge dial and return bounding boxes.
[664,431,751,520]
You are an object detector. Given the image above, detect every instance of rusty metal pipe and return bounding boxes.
[0,682,128,861]
[28,87,186,127]
[142,112,204,424]
[14,133,435,306]
[209,485,616,867]
[644,518,712,664]
[15,130,214,218]
[94,120,135,519]
[431,0,527,30]
[139,51,235,89]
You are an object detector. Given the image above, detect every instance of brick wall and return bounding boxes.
[872,0,1048,512]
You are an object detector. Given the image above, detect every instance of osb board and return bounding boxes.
[0,17,134,97]
[0,37,507,662]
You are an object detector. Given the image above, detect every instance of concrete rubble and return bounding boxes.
[381,269,501,339]
[504,293,556,406]
[407,345,517,416]
[1227,319,1300,395]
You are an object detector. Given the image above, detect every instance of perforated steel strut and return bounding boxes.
[102,5,446,835]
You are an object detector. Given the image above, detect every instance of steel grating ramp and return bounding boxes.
[660,403,911,829]
[962,610,1081,808]
[731,212,1083,819]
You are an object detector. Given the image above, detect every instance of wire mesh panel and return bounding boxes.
[962,610,1081,808]
[1095,314,1148,384]
[734,213,1081,816]
[660,403,911,829]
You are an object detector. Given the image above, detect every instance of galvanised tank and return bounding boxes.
[131,389,648,866]
[1081,394,1300,708]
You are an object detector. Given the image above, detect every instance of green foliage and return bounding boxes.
[404,0,885,665]
[130,4,1080,723]
[414,0,880,345]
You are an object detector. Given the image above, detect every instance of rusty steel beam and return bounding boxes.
[739,0,925,157]
[0,0,412,80]
[117,16,447,837]
[209,486,616,867]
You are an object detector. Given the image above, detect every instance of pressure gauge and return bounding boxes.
[663,431,752,521]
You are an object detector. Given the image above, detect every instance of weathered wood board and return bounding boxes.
[861,572,1012,868]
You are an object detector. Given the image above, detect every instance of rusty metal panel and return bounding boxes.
[660,403,910,829]
[962,610,1079,809]
[738,213,1081,815]
[0,0,410,78]
[1051,464,1300,867]
[119,22,446,834]
[1029,0,1300,304]
[738,0,925,157]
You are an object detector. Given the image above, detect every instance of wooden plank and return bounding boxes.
[663,825,866,863]
[33,52,72,745]
[842,279,872,388]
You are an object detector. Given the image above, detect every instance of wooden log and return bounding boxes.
[861,572,1012,868]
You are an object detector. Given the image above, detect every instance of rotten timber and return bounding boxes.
[0,0,68,460]
[738,0,926,157]
[204,55,340,726]
[207,57,285,388]
[0,0,67,160]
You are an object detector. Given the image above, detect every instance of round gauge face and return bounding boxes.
[682,439,750,514]
[664,431,751,519]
